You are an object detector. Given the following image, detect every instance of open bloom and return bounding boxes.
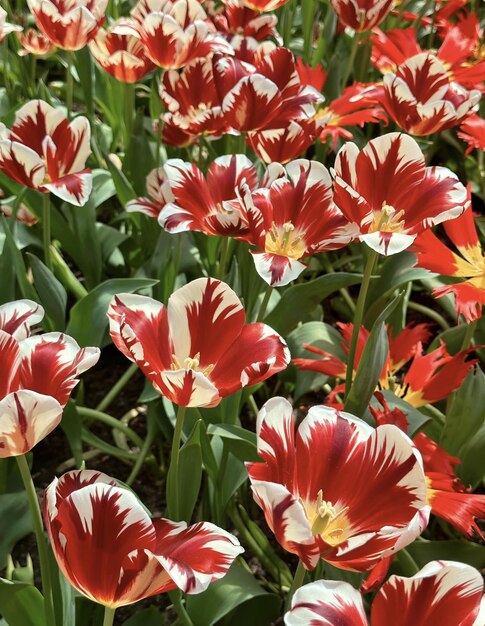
[329,0,394,31]
[0,100,92,206]
[414,202,485,322]
[294,322,476,408]
[133,0,231,69]
[27,0,107,51]
[44,469,243,608]
[0,300,99,456]
[108,278,290,408]
[247,397,429,571]
[382,53,481,135]
[332,132,469,255]
[89,19,156,83]
[128,155,258,237]
[0,7,22,42]
[285,561,484,625]
[247,118,325,164]
[209,0,278,41]
[237,159,355,286]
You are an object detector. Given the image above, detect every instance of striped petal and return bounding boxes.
[285,580,368,626]
[18,333,100,407]
[372,560,484,626]
[0,390,62,457]
[0,299,44,340]
[0,330,21,398]
[222,74,282,131]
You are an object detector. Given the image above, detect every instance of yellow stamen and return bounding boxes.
[368,202,406,234]
[264,221,306,259]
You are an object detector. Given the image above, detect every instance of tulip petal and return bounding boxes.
[0,299,44,340]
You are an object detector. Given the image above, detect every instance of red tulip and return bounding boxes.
[332,132,469,255]
[228,0,290,11]
[27,0,107,51]
[247,118,324,164]
[108,278,290,408]
[128,155,258,237]
[210,0,278,41]
[247,397,429,571]
[17,29,55,56]
[0,100,92,206]
[237,159,355,286]
[329,0,394,31]
[89,19,156,83]
[44,469,243,608]
[382,53,481,136]
[458,114,485,155]
[285,561,484,626]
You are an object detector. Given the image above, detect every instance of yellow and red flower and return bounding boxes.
[247,397,429,571]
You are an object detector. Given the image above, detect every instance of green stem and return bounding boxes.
[407,301,450,331]
[16,455,56,626]
[126,411,157,486]
[50,244,88,299]
[256,285,273,322]
[66,51,74,119]
[478,151,485,205]
[78,407,145,449]
[103,606,116,626]
[425,403,446,426]
[217,237,230,279]
[341,31,362,89]
[42,193,52,272]
[95,363,138,413]
[286,560,306,610]
[344,249,378,399]
[167,405,187,520]
[169,589,194,626]
[124,81,135,151]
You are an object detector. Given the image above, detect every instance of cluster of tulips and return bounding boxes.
[0,0,484,625]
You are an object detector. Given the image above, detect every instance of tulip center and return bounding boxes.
[265,222,306,259]
[368,202,405,234]
[171,352,215,377]
[308,490,351,546]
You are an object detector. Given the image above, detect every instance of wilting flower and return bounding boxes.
[332,132,469,255]
[381,53,481,136]
[458,114,485,155]
[108,278,290,408]
[0,7,22,42]
[132,0,231,70]
[237,159,355,286]
[17,29,55,56]
[0,300,100,456]
[285,561,484,625]
[44,469,243,608]
[247,397,429,571]
[414,202,485,323]
[209,0,278,41]
[372,395,485,540]
[295,322,476,408]
[329,0,394,31]
[89,19,156,83]
[0,100,92,206]
[27,0,107,51]
[159,57,229,146]
[128,155,258,236]
[317,82,387,148]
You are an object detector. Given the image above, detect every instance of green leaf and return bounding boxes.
[407,539,485,569]
[0,216,37,301]
[0,492,33,569]
[441,369,485,455]
[345,294,403,418]
[27,254,67,331]
[178,421,203,522]
[60,402,83,469]
[66,277,158,347]
[0,579,46,626]
[70,193,103,288]
[457,423,485,488]
[186,562,280,626]
[207,424,259,463]
[105,155,137,206]
[74,47,94,118]
[265,272,362,334]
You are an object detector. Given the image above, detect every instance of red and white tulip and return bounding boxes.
[332,132,469,255]
[108,278,290,408]
[43,469,243,608]
[247,397,429,571]
[285,560,484,625]
[0,100,92,206]
[27,0,108,51]
[329,0,394,31]
[17,29,55,56]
